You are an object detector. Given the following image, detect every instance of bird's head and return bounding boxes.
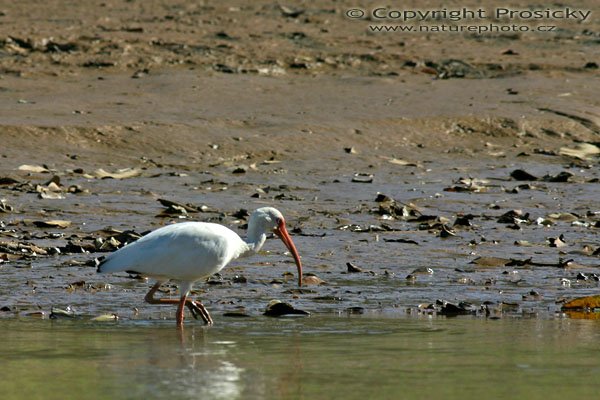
[250,207,303,287]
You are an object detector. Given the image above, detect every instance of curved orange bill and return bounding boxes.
[274,219,303,287]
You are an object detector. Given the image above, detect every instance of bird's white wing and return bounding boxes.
[97,222,247,281]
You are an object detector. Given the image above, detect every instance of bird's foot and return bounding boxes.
[186,300,213,325]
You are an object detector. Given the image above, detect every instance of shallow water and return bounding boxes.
[2,316,600,400]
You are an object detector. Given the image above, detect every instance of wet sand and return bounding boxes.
[1,1,599,322]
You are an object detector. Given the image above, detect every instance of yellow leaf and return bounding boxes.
[561,295,600,310]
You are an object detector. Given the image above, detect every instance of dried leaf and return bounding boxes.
[302,274,326,285]
[45,182,62,192]
[157,199,200,212]
[379,156,420,167]
[38,191,65,200]
[18,164,49,173]
[156,205,188,217]
[33,219,72,228]
[261,159,281,165]
[92,168,141,179]
[546,213,579,222]
[559,143,600,160]
[562,295,600,310]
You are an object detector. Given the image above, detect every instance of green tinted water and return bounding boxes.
[2,316,600,400]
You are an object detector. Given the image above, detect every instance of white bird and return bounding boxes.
[97,207,303,327]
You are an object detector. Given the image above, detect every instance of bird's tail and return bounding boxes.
[95,256,108,273]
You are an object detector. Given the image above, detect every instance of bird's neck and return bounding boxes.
[242,226,267,257]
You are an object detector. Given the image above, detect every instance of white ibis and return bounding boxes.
[97,207,303,327]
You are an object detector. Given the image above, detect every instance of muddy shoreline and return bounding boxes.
[1,1,599,323]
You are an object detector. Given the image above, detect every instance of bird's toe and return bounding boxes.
[187,300,213,325]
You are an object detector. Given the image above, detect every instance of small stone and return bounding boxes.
[264,300,310,317]
[346,262,363,273]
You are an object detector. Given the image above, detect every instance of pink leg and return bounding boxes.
[176,295,186,327]
[144,282,213,326]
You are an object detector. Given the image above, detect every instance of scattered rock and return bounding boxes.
[279,5,304,18]
[576,272,599,281]
[437,300,476,315]
[157,199,202,213]
[94,236,121,252]
[91,313,119,321]
[453,214,475,227]
[497,209,529,224]
[542,171,573,183]
[510,169,538,181]
[337,224,397,233]
[444,177,488,192]
[374,194,421,220]
[410,267,434,275]
[346,306,365,314]
[302,274,326,285]
[522,290,542,301]
[0,199,14,213]
[439,225,456,238]
[232,209,250,219]
[232,275,247,284]
[352,173,373,183]
[49,306,76,319]
[383,238,419,245]
[264,300,310,317]
[547,234,567,248]
[156,205,188,217]
[346,262,363,273]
